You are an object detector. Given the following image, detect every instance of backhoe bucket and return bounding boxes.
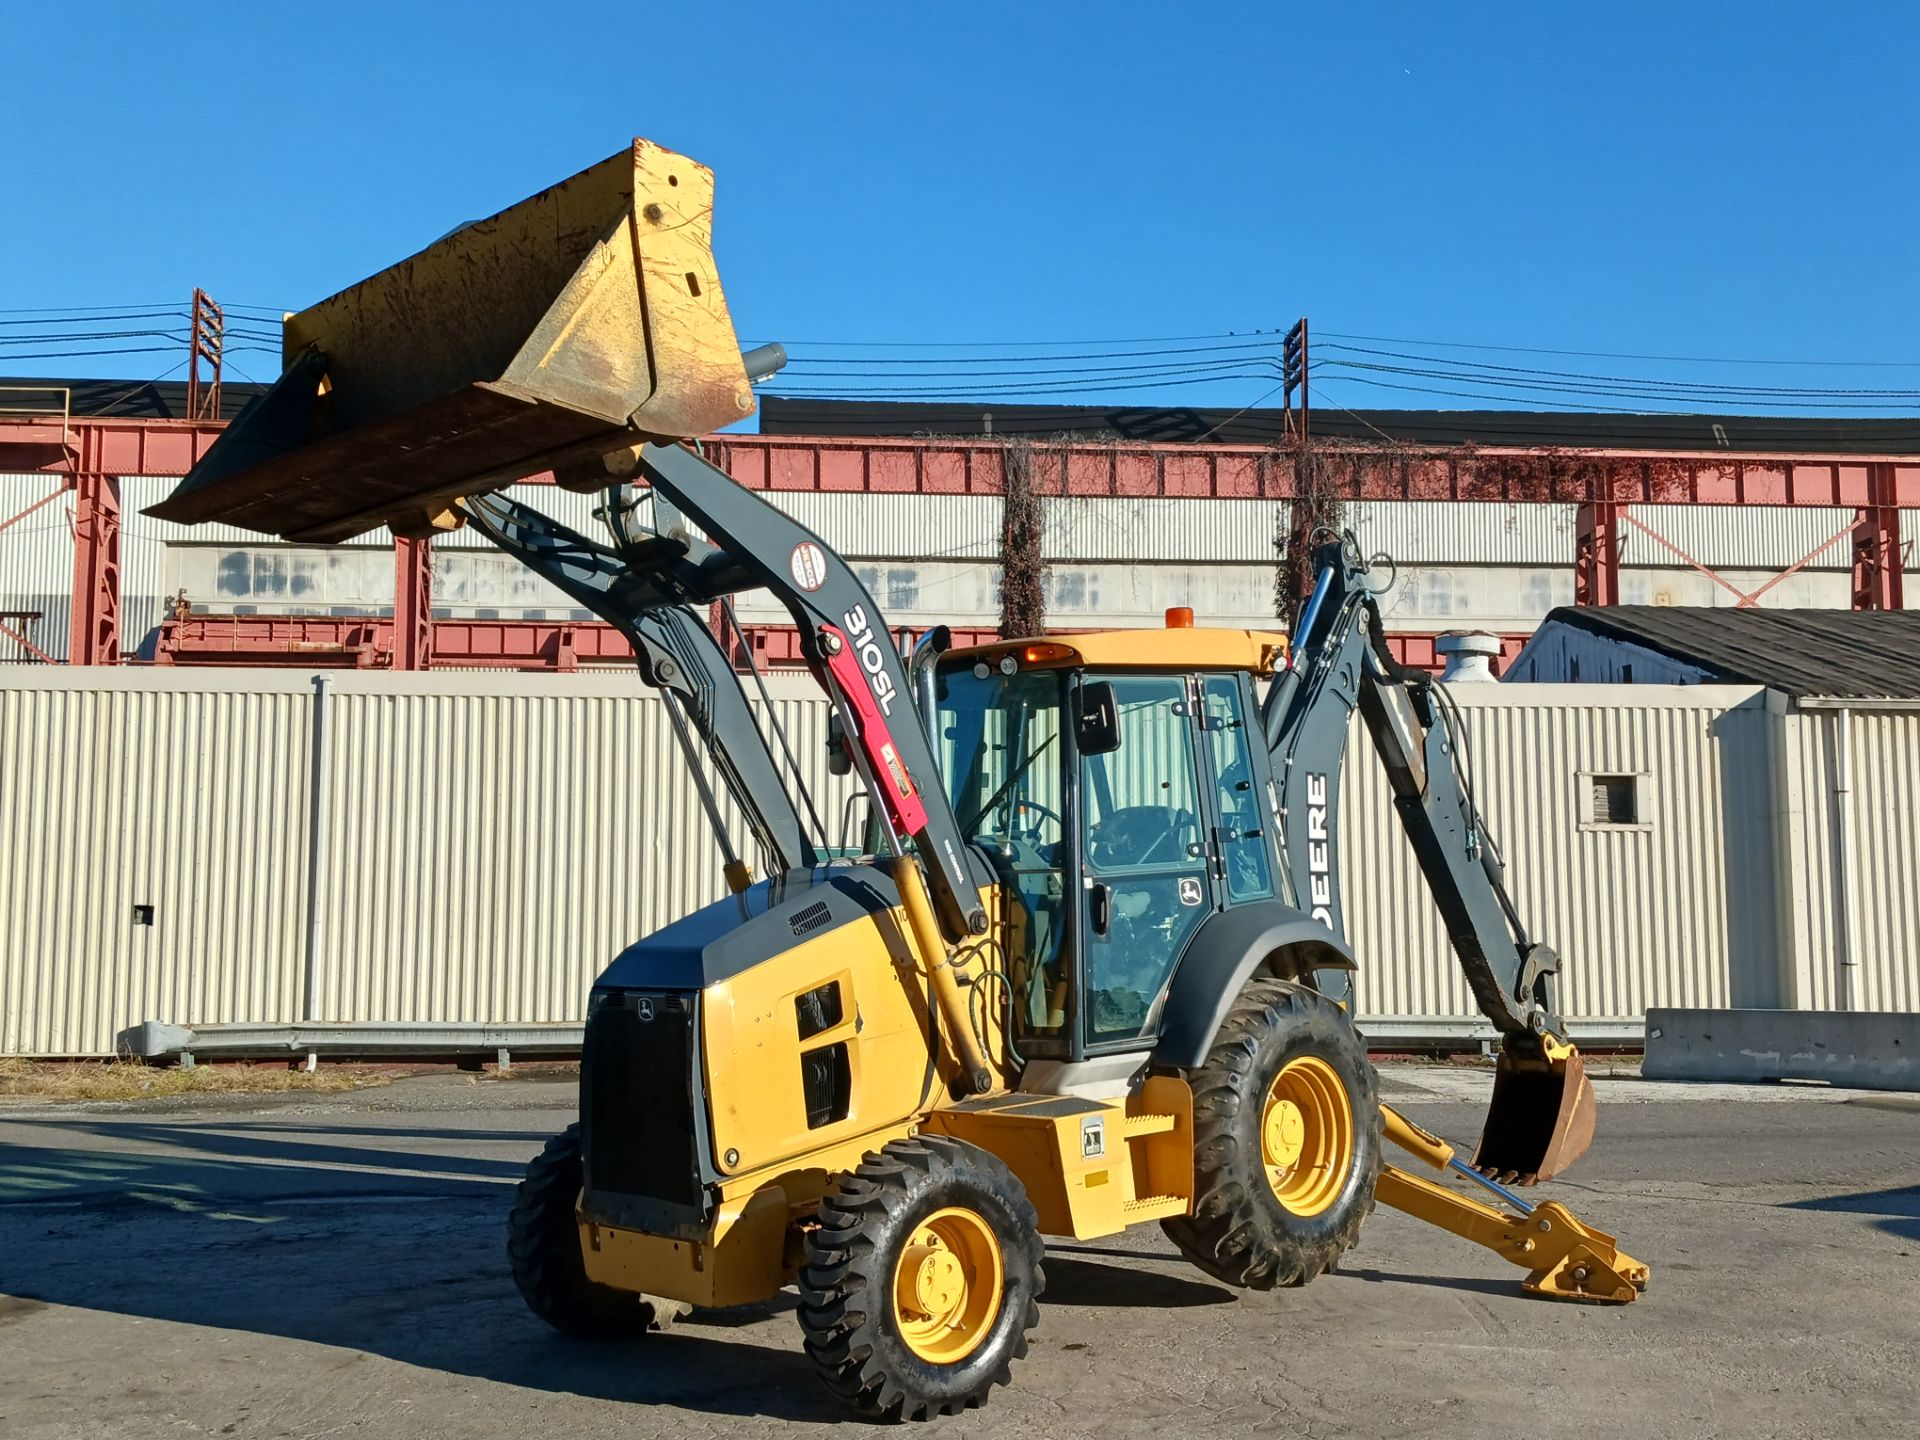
[1471,1045,1596,1185]
[147,138,752,543]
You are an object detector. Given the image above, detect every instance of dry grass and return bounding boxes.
[0,1055,392,1103]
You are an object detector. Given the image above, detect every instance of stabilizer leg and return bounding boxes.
[1376,1104,1648,1305]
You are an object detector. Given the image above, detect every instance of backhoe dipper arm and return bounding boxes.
[1264,536,1594,1182]
[1263,538,1565,1046]
[458,492,817,877]
[635,442,988,947]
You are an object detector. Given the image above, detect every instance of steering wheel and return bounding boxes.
[1011,799,1061,841]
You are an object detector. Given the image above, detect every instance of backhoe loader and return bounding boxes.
[153,137,1647,1421]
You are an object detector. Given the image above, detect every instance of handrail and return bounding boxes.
[0,385,72,447]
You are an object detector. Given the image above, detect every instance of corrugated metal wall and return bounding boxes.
[1845,711,1920,1011]
[0,473,74,661]
[1340,685,1780,1021]
[1774,705,1920,1012]
[0,672,311,1054]
[313,675,854,1027]
[4,668,1914,1055]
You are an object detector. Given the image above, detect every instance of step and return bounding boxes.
[1122,1112,1177,1140]
[1121,1193,1188,1222]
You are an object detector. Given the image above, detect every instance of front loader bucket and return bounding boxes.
[147,137,752,543]
[1472,1045,1597,1185]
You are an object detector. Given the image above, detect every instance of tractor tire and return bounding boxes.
[1162,978,1381,1290]
[798,1135,1044,1420]
[507,1124,654,1340]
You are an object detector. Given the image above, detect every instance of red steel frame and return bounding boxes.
[2,420,1912,670]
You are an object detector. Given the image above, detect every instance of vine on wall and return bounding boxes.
[999,438,1051,639]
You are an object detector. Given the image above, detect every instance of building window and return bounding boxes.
[1580,772,1649,831]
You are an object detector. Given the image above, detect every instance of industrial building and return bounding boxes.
[3,382,1914,671]
[2,379,1916,1057]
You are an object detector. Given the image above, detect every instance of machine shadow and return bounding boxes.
[1784,1183,1920,1242]
[0,1133,846,1423]
[1040,1253,1236,1308]
[1333,1266,1521,1299]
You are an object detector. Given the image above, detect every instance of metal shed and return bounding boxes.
[1506,608,1920,1013]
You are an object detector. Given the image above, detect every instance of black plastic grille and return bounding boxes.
[582,991,702,1213]
[790,901,833,937]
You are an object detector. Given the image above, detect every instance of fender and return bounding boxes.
[1150,901,1358,1071]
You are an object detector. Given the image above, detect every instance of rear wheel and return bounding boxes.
[507,1124,654,1339]
[799,1136,1044,1420]
[1162,978,1381,1289]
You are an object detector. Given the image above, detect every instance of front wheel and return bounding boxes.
[507,1125,654,1339]
[1162,978,1381,1289]
[799,1136,1044,1420]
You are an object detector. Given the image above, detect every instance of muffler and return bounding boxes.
[1471,1042,1597,1185]
[147,137,752,543]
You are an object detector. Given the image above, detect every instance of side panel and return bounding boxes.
[701,910,942,1183]
[1150,902,1358,1070]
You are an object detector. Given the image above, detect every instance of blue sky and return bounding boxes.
[4,2,1917,414]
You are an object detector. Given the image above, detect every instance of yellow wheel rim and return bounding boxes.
[891,1206,1004,1364]
[1261,1055,1355,1218]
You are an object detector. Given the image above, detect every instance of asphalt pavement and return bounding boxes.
[1,1066,1915,1439]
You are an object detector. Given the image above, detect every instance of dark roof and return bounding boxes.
[1539,606,1920,698]
[759,397,1920,455]
[2,375,267,422]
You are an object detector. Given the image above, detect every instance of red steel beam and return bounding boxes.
[706,435,1920,508]
[1573,501,1622,607]
[1853,463,1907,610]
[153,614,1512,678]
[392,537,433,671]
[67,426,122,666]
[3,415,1917,503]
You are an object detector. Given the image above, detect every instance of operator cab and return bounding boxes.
[933,615,1292,1061]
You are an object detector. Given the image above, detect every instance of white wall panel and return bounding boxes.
[7,666,1913,1055]
[0,473,74,661]
[0,671,311,1054]
[1340,685,1779,1021]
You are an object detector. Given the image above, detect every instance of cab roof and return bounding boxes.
[945,626,1290,676]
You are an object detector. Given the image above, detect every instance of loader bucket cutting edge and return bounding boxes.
[144,137,752,544]
[1471,1045,1596,1186]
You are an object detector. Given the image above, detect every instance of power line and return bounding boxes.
[1318,329,1920,370]
[1317,342,1920,398]
[748,328,1289,349]
[0,301,186,315]
[0,310,188,328]
[1314,373,1763,416]
[764,367,1284,400]
[1316,359,1920,410]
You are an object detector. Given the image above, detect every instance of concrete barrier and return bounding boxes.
[1644,1008,1920,1092]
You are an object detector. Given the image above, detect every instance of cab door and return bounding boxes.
[1078,673,1214,1049]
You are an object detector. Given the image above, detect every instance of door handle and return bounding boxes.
[1089,881,1112,937]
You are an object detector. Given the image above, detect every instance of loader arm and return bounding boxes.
[630,441,988,947]
[457,491,818,878]
[1264,534,1594,1182]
